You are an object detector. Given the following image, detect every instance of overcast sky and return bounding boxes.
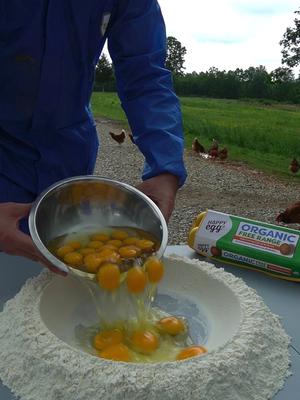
[159,0,300,73]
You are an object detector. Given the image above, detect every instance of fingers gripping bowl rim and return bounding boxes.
[29,176,168,275]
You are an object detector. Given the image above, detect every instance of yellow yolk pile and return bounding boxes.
[90,317,207,363]
[51,228,164,296]
[52,228,157,278]
[50,228,208,363]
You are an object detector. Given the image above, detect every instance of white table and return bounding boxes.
[0,245,299,399]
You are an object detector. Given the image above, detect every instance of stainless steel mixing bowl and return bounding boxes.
[29,176,168,276]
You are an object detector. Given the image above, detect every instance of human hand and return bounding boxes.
[0,202,67,276]
[136,173,179,223]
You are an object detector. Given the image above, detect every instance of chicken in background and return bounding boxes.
[208,138,219,158]
[209,149,219,158]
[276,201,300,224]
[128,131,136,144]
[192,138,205,154]
[218,147,228,161]
[109,129,126,145]
[289,158,300,174]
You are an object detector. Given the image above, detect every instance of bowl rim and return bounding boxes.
[29,175,168,274]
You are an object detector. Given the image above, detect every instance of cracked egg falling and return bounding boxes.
[29,177,241,364]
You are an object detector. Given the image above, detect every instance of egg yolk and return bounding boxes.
[111,230,129,240]
[131,330,159,354]
[88,240,104,249]
[118,246,138,259]
[63,252,83,267]
[128,245,142,257]
[126,266,147,294]
[84,253,103,273]
[56,245,74,258]
[107,239,123,248]
[91,233,110,242]
[135,239,155,252]
[93,329,124,351]
[79,248,96,256]
[123,237,139,246]
[157,317,185,336]
[67,241,82,250]
[176,346,207,361]
[98,249,121,264]
[97,263,121,291]
[99,244,118,252]
[144,257,164,283]
[99,343,131,362]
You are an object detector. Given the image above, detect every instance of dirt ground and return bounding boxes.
[94,118,300,245]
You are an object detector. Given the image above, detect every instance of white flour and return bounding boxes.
[0,255,291,400]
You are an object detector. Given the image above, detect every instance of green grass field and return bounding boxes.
[91,92,300,178]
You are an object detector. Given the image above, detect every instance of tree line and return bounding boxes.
[94,9,300,103]
[173,66,300,103]
[94,56,300,104]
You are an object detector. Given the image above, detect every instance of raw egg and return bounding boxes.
[84,253,103,273]
[111,230,129,240]
[91,233,110,242]
[126,267,147,294]
[63,252,83,267]
[88,240,104,249]
[93,329,124,351]
[99,343,131,362]
[135,239,155,252]
[176,345,207,361]
[130,330,159,354]
[157,316,186,336]
[56,245,74,258]
[118,246,138,259]
[145,257,164,283]
[97,263,121,291]
[123,237,139,246]
[67,241,82,250]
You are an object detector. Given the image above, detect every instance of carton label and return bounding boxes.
[195,211,232,256]
[222,250,293,275]
[233,222,299,258]
[190,209,300,280]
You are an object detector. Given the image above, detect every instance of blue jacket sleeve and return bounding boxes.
[107,0,187,186]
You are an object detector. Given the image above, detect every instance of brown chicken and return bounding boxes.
[218,147,228,161]
[208,149,219,158]
[208,138,219,158]
[276,201,300,223]
[128,131,135,144]
[289,158,300,174]
[211,138,219,150]
[109,129,126,144]
[192,138,205,154]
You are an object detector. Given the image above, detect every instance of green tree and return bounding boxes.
[270,67,294,83]
[280,9,300,67]
[94,54,114,91]
[166,36,187,76]
[243,66,271,98]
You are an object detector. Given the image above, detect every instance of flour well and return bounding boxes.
[0,255,291,400]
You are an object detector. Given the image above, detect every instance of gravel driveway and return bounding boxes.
[94,119,300,245]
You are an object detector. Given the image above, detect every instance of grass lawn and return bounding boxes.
[91,92,300,179]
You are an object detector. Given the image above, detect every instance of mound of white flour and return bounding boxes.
[0,256,290,400]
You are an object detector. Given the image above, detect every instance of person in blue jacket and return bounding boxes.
[0,0,187,275]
